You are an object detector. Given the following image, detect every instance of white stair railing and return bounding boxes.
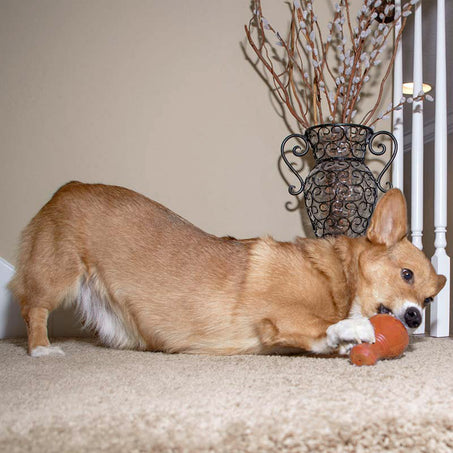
[392,0,450,337]
[411,0,426,334]
[430,0,450,337]
[392,0,404,191]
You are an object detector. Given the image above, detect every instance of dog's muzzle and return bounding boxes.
[404,306,422,328]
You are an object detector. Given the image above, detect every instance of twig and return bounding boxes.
[244,0,418,128]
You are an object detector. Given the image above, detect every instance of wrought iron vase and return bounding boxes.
[281,123,397,238]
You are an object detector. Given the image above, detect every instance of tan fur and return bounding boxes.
[9,182,446,356]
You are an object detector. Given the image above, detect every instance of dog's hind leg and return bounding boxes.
[13,270,80,356]
[9,230,82,357]
[20,306,64,357]
[14,271,81,357]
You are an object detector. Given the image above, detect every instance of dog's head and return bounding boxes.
[356,189,446,330]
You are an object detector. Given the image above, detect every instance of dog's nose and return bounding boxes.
[404,307,422,328]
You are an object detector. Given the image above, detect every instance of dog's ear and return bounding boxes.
[367,189,407,246]
[436,274,447,294]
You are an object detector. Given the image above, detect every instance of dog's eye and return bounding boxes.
[401,268,414,283]
[423,297,433,307]
[378,304,392,314]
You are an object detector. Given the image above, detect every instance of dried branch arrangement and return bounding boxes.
[245,0,431,129]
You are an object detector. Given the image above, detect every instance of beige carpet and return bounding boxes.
[1,337,453,453]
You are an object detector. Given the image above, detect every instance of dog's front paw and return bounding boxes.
[326,318,375,354]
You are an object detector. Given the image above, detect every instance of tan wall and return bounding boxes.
[0,0,391,265]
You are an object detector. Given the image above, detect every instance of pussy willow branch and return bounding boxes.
[313,20,337,116]
[343,7,377,122]
[244,24,309,127]
[251,13,289,109]
[257,6,313,124]
[342,2,390,122]
[344,0,357,53]
[309,10,324,124]
[288,19,307,121]
[361,14,407,125]
[245,0,417,128]
[294,2,332,120]
[295,3,323,123]
[275,25,312,123]
[368,92,428,127]
[332,8,347,120]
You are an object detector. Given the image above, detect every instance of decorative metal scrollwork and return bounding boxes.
[368,130,398,192]
[280,133,309,196]
[280,123,398,238]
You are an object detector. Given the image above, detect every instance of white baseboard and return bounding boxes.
[0,258,26,339]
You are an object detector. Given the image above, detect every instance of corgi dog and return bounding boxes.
[9,181,446,357]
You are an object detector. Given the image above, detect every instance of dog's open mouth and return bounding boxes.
[378,304,393,315]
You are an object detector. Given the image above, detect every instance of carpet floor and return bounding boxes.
[1,336,452,452]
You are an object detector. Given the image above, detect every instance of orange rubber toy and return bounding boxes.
[350,314,409,366]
